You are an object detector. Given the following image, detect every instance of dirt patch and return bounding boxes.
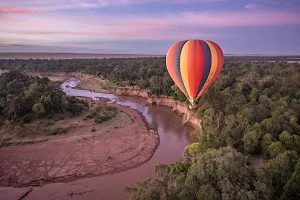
[24,72,76,83]
[0,70,8,75]
[0,101,159,187]
[73,74,115,92]
[24,72,115,92]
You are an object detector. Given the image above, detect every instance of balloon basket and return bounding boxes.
[189,104,197,109]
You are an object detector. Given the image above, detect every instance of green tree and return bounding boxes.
[126,147,274,200]
[39,95,53,113]
[281,159,300,200]
[262,133,273,149]
[5,95,21,119]
[279,131,293,149]
[185,146,273,200]
[265,151,299,197]
[242,130,262,154]
[268,141,285,158]
[171,84,186,101]
[32,103,46,115]
[183,143,200,163]
[61,95,70,111]
[124,179,161,200]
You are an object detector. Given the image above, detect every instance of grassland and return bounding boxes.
[74,74,116,92]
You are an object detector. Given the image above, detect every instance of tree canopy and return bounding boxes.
[0,70,87,123]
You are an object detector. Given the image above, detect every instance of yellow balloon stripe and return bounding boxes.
[180,40,192,101]
[195,40,218,100]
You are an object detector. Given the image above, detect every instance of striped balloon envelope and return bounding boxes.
[166,40,224,106]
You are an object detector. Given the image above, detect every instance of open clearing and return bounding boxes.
[0,70,8,75]
[74,73,116,92]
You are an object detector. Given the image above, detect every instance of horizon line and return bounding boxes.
[1,52,300,57]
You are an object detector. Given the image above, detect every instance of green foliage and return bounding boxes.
[193,61,300,159]
[32,103,46,115]
[85,105,117,123]
[242,130,262,154]
[126,147,274,200]
[262,133,273,149]
[279,131,300,154]
[196,185,220,200]
[39,95,53,113]
[171,84,186,101]
[124,179,161,200]
[265,151,299,196]
[183,143,200,163]
[61,95,70,111]
[281,159,300,200]
[185,147,273,200]
[0,70,87,122]
[267,141,286,158]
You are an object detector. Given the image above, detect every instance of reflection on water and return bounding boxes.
[60,78,193,200]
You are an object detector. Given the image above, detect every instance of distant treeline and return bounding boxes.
[225,55,300,62]
[1,57,300,199]
[0,57,178,99]
[0,56,299,98]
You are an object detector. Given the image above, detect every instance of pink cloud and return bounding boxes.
[179,11,300,26]
[71,10,300,31]
[0,0,227,15]
[1,9,299,42]
[3,30,158,40]
[0,8,47,14]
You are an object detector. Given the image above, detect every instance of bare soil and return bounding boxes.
[73,74,116,92]
[0,101,159,188]
[23,72,115,92]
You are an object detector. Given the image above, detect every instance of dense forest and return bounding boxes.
[0,57,300,199]
[0,70,87,124]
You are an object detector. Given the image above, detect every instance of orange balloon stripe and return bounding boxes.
[166,41,189,98]
[180,41,192,100]
[187,40,197,99]
[211,41,224,83]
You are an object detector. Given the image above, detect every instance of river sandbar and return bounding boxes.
[0,100,159,188]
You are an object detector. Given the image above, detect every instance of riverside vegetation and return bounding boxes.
[0,56,300,199]
[0,70,88,139]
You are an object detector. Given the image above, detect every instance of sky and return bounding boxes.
[0,0,300,55]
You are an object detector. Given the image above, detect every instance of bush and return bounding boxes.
[87,105,117,123]
[86,112,97,119]
[46,128,68,135]
[20,113,36,123]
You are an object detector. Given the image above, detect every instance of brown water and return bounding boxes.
[0,79,193,200]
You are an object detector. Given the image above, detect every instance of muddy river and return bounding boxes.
[1,78,193,200]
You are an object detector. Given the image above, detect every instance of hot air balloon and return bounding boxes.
[166,40,224,108]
